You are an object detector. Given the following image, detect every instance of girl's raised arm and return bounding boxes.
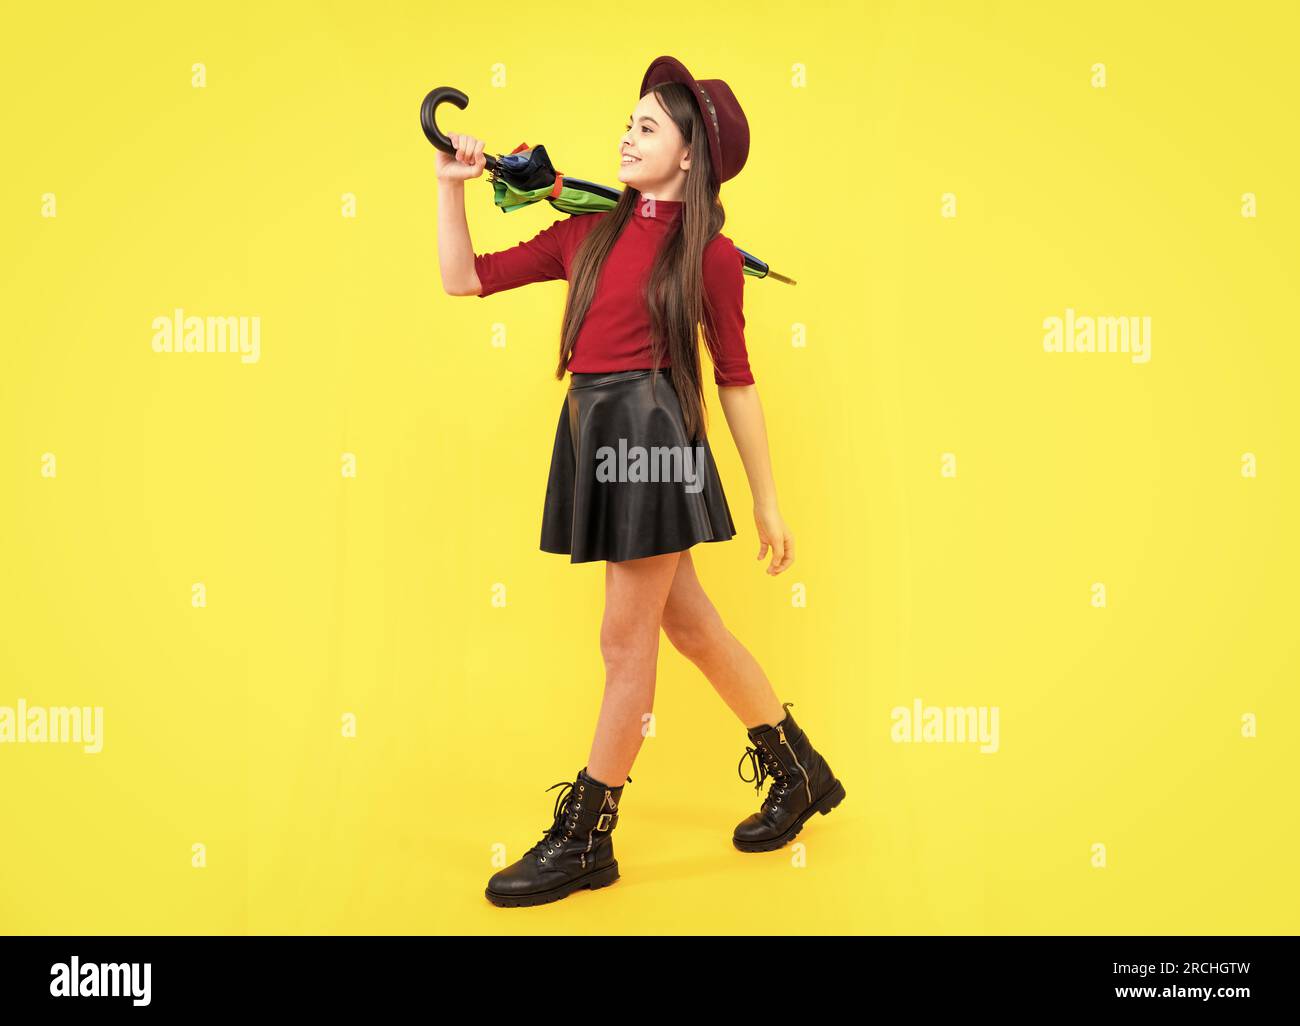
[437,132,488,295]
[437,132,574,298]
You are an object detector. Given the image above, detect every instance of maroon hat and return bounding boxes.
[639,55,750,186]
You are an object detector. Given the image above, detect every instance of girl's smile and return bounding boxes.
[617,91,688,198]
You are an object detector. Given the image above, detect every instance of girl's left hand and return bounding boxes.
[754,503,794,575]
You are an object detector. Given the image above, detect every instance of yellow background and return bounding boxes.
[2,0,1296,934]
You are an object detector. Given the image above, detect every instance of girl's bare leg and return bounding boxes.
[659,549,786,729]
[585,550,683,786]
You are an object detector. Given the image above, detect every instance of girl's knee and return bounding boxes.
[600,621,658,671]
[662,614,726,663]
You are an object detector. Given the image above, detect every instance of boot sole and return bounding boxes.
[732,779,846,853]
[484,860,620,908]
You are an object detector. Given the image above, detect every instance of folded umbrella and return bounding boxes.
[421,86,795,285]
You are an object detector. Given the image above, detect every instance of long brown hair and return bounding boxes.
[553,81,727,441]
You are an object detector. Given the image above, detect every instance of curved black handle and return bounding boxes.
[420,86,499,172]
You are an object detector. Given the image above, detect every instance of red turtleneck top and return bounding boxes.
[471,198,755,386]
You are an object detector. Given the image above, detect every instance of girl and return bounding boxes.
[436,56,845,908]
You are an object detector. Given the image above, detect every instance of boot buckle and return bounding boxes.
[595,813,614,831]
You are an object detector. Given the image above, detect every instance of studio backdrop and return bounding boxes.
[1,0,1296,934]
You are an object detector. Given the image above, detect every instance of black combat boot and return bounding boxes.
[733,702,845,852]
[485,767,630,907]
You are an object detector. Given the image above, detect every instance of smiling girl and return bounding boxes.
[436,55,845,908]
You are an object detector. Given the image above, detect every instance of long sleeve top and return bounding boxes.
[472,198,755,386]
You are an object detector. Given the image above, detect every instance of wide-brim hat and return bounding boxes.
[639,55,750,186]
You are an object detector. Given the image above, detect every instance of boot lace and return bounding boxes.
[526,780,581,863]
[738,740,789,814]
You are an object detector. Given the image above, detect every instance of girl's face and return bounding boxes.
[618,90,690,200]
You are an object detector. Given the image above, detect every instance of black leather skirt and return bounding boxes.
[540,368,737,563]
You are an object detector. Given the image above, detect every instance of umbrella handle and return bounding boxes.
[420,86,500,172]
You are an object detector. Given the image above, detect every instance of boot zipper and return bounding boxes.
[581,791,611,870]
[778,726,813,804]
